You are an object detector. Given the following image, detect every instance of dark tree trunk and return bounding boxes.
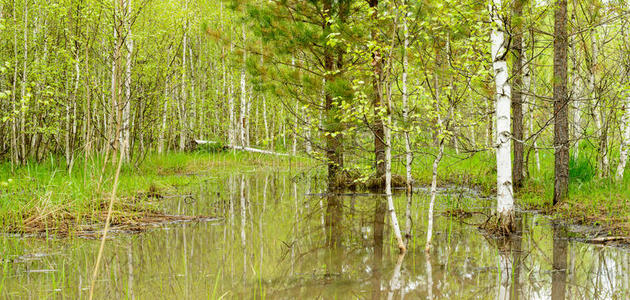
[370,0,386,181]
[323,0,344,191]
[553,0,569,204]
[512,0,524,189]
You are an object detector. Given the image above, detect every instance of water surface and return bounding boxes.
[1,171,628,299]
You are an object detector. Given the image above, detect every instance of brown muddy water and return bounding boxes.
[1,171,629,299]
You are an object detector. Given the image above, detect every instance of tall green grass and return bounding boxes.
[0,150,305,231]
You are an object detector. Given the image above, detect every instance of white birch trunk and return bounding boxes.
[291,56,298,155]
[385,84,406,253]
[179,28,188,150]
[617,90,630,181]
[402,9,413,192]
[304,105,312,154]
[426,94,444,252]
[293,101,298,155]
[121,0,133,160]
[239,25,248,147]
[617,28,630,181]
[491,0,514,216]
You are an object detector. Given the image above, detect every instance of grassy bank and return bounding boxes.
[406,147,630,236]
[0,151,304,236]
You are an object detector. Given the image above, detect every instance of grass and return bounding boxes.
[0,150,305,235]
[405,146,630,236]
[3,144,630,237]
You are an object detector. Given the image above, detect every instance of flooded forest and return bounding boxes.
[1,0,630,299]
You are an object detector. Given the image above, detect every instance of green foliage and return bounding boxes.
[196,142,226,153]
[569,154,596,184]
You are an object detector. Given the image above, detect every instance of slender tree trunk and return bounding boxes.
[158,69,170,154]
[323,0,343,190]
[590,29,609,177]
[385,64,405,254]
[179,2,189,151]
[616,29,630,181]
[529,27,541,172]
[425,129,444,252]
[570,22,583,160]
[491,0,515,223]
[370,0,386,181]
[239,25,248,147]
[402,3,414,243]
[511,0,524,189]
[121,0,133,160]
[522,32,533,177]
[618,91,630,181]
[553,0,569,204]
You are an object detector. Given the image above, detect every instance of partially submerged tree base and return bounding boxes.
[329,170,409,192]
[480,213,516,236]
[366,174,409,191]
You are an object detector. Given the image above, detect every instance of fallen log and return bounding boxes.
[230,145,289,156]
[194,140,290,156]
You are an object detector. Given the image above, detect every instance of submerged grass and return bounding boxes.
[407,147,630,236]
[0,151,304,235]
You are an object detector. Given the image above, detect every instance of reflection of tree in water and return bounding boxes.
[371,197,386,300]
[494,214,524,300]
[551,223,567,300]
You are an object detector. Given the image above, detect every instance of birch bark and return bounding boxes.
[490,0,514,218]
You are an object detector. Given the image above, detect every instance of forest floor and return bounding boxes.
[0,150,302,237]
[409,148,630,238]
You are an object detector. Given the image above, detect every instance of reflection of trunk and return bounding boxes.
[325,195,343,249]
[371,198,386,300]
[127,240,134,300]
[386,253,406,300]
[240,175,247,279]
[325,195,343,276]
[496,216,522,300]
[551,224,568,300]
[404,192,413,245]
[497,251,513,300]
[425,252,433,300]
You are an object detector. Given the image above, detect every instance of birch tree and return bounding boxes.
[490,0,515,226]
[616,25,630,181]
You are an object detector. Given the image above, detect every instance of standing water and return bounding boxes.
[1,171,628,299]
